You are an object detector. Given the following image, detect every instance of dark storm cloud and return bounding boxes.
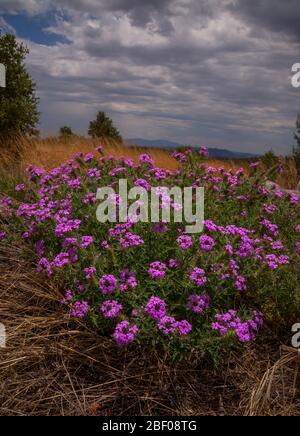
[2,0,300,153]
[230,0,300,42]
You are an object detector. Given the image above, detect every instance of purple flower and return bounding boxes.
[177,235,193,250]
[199,235,215,251]
[134,179,150,190]
[119,232,144,249]
[15,184,26,192]
[71,300,89,319]
[263,204,278,215]
[271,241,284,250]
[55,219,81,238]
[199,145,209,157]
[68,246,78,263]
[139,153,154,167]
[52,252,70,268]
[80,235,94,249]
[84,266,96,280]
[190,267,207,287]
[101,300,123,319]
[99,274,118,294]
[63,237,78,248]
[145,296,167,321]
[203,220,218,232]
[0,231,6,241]
[119,270,137,292]
[158,316,178,335]
[169,258,181,269]
[83,153,94,162]
[211,310,263,343]
[60,289,73,305]
[261,219,279,236]
[187,294,210,314]
[113,320,139,347]
[235,275,247,292]
[83,192,97,204]
[177,320,192,336]
[87,168,101,178]
[67,177,81,189]
[148,261,167,280]
[37,257,53,276]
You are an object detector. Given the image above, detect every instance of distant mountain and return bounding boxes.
[125,138,259,159]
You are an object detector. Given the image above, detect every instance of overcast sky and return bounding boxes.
[0,0,299,154]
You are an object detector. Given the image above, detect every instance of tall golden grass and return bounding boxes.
[1,136,250,171]
[0,136,299,189]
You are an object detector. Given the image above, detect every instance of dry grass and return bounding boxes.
[1,136,249,173]
[0,136,296,189]
[0,238,299,416]
[21,137,179,172]
[245,346,300,416]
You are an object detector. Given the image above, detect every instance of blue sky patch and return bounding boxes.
[2,12,68,45]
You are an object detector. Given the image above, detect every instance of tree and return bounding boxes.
[293,115,300,174]
[88,111,122,141]
[59,126,74,139]
[0,34,39,142]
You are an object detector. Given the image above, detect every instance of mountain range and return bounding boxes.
[125,138,259,159]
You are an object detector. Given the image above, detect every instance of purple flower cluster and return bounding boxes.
[158,316,192,336]
[148,262,167,280]
[99,274,118,294]
[101,300,123,319]
[139,154,154,167]
[199,235,216,251]
[80,236,94,249]
[119,269,137,292]
[145,296,167,321]
[113,320,139,347]
[190,267,207,287]
[9,145,299,353]
[177,235,193,250]
[187,294,210,314]
[212,310,263,343]
[71,300,89,319]
[144,296,192,337]
[84,266,96,280]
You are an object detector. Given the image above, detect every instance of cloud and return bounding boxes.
[2,0,300,153]
[0,0,50,15]
[230,0,300,43]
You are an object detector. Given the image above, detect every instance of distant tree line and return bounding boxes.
[60,111,122,142]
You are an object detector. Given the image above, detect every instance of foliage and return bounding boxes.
[59,126,74,139]
[0,34,39,141]
[88,111,122,142]
[1,147,299,361]
[261,150,279,181]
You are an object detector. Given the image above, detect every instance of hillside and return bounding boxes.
[126,138,259,159]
